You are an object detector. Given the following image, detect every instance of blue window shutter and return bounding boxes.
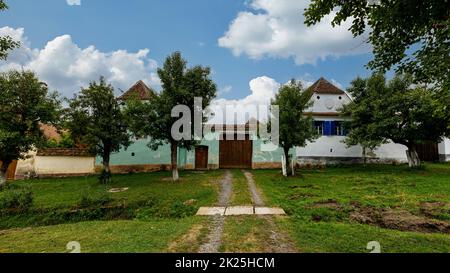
[330,121,336,136]
[324,121,332,136]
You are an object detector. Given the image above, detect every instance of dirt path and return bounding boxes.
[198,170,232,253]
[243,171,264,206]
[242,170,298,253]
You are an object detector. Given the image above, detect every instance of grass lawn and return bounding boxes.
[0,218,197,253]
[229,170,253,206]
[252,163,450,253]
[0,170,223,253]
[3,170,223,210]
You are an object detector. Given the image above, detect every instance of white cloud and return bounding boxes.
[67,0,81,6]
[218,85,232,96]
[208,76,280,124]
[208,75,343,124]
[218,0,370,65]
[0,27,161,98]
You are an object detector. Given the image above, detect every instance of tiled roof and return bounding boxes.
[307,77,345,95]
[118,80,155,101]
[37,148,93,157]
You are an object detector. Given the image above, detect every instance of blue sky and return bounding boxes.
[0,0,373,104]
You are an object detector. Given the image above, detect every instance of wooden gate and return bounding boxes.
[0,160,18,181]
[195,146,209,170]
[416,143,439,162]
[219,134,253,169]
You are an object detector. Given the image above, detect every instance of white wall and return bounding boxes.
[34,156,95,176]
[296,136,408,162]
[439,138,450,162]
[308,93,352,113]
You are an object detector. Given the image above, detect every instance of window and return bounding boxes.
[314,121,324,135]
[334,121,346,136]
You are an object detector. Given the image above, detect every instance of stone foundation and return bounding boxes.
[95,164,172,174]
[297,156,405,166]
[252,162,282,169]
[439,154,450,163]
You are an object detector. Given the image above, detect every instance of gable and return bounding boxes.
[306,78,351,115]
[118,80,156,101]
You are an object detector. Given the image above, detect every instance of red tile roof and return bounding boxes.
[307,77,345,95]
[118,80,155,101]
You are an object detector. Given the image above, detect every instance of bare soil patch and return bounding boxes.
[310,200,342,210]
[350,207,450,234]
[168,224,205,253]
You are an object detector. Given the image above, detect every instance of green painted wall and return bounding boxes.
[98,133,292,168]
[96,138,172,166]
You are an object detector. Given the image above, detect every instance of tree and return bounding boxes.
[343,74,450,168]
[125,52,217,181]
[271,80,319,176]
[304,0,449,88]
[0,1,19,60]
[65,77,131,184]
[341,77,384,165]
[0,70,60,186]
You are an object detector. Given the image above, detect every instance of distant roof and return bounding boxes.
[307,77,345,95]
[118,80,155,101]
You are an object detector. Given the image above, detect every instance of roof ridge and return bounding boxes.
[307,77,345,95]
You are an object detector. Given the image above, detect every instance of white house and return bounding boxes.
[297,78,450,164]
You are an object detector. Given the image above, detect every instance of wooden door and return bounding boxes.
[416,143,439,162]
[219,134,252,169]
[195,146,209,170]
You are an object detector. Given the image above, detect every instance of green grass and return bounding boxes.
[0,171,224,253]
[220,216,268,253]
[0,218,197,253]
[2,171,223,210]
[252,163,450,253]
[230,170,253,206]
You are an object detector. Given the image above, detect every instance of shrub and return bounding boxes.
[0,187,34,212]
[78,193,112,209]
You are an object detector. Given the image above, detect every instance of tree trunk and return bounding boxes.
[0,160,11,188]
[101,148,112,184]
[362,147,367,166]
[171,143,179,181]
[406,145,421,168]
[283,147,292,177]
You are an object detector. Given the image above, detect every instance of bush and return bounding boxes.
[0,187,34,212]
[78,193,112,209]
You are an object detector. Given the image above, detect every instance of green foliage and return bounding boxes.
[0,187,33,212]
[45,132,76,148]
[0,70,61,182]
[304,0,449,88]
[0,1,20,60]
[135,200,197,220]
[65,77,131,183]
[124,52,217,180]
[271,80,319,175]
[78,192,113,209]
[342,73,450,167]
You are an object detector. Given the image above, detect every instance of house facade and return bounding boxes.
[98,78,450,173]
[10,78,448,179]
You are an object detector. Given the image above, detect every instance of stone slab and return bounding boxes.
[255,207,286,215]
[225,206,254,216]
[196,207,226,216]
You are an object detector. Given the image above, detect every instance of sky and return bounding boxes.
[0,0,375,122]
